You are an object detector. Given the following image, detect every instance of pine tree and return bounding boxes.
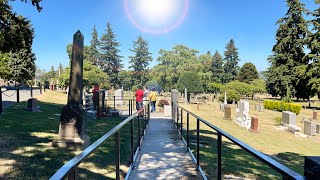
[304,1,320,100]
[100,22,123,88]
[88,26,100,66]
[211,50,224,83]
[222,39,240,83]
[237,62,258,83]
[266,0,309,99]
[8,49,36,84]
[129,35,152,85]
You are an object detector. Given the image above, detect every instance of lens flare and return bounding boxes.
[124,0,189,34]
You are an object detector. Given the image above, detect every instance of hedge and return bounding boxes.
[263,100,302,114]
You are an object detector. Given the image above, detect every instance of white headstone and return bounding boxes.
[282,111,296,125]
[235,100,251,129]
[114,89,123,106]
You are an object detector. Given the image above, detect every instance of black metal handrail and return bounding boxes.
[172,102,305,180]
[50,103,150,180]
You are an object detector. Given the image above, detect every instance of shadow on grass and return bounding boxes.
[0,100,144,179]
[182,128,305,179]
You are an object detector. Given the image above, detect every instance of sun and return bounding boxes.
[124,0,189,34]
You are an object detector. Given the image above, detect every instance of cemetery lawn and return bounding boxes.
[179,101,320,179]
[0,90,136,179]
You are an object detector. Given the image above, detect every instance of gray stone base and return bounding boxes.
[52,135,90,150]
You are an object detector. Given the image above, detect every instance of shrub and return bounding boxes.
[158,99,169,108]
[263,100,302,114]
[289,104,302,114]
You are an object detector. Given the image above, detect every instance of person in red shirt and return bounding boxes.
[135,85,144,110]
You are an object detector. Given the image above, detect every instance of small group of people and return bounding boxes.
[135,85,157,113]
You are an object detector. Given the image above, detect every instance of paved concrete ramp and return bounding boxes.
[128,117,200,180]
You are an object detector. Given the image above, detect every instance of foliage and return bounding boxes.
[220,80,253,97]
[197,72,212,92]
[0,52,10,79]
[275,117,282,126]
[218,89,240,103]
[250,79,267,94]
[207,83,223,93]
[129,35,152,85]
[177,71,203,94]
[118,70,133,90]
[145,81,161,93]
[99,22,123,88]
[237,62,258,83]
[263,100,302,114]
[222,39,240,83]
[158,99,169,108]
[266,0,309,99]
[7,49,36,83]
[211,50,224,83]
[88,26,100,66]
[199,51,212,72]
[83,60,109,88]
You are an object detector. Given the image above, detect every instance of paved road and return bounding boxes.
[128,115,200,180]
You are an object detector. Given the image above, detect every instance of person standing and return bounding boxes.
[92,83,100,111]
[143,86,149,105]
[135,85,144,110]
[149,88,157,113]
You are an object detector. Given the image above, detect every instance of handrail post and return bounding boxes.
[0,88,2,114]
[176,106,179,131]
[128,100,131,116]
[180,108,183,138]
[130,118,134,164]
[67,167,78,180]
[138,113,141,147]
[30,86,33,97]
[147,102,150,124]
[171,102,174,121]
[217,132,222,179]
[115,131,120,180]
[197,118,200,170]
[114,96,116,110]
[187,113,189,149]
[17,87,20,103]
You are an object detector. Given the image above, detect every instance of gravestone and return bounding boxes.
[235,100,251,129]
[224,105,232,120]
[304,120,316,136]
[52,31,90,150]
[114,89,124,106]
[250,116,259,133]
[171,89,179,119]
[312,110,318,120]
[220,102,225,111]
[26,98,40,112]
[184,88,187,103]
[282,111,296,125]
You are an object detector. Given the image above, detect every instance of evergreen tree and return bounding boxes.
[58,62,63,76]
[222,39,240,83]
[304,1,320,100]
[129,35,152,85]
[8,49,36,84]
[237,62,258,83]
[266,0,309,99]
[211,50,224,83]
[88,26,100,66]
[100,22,123,88]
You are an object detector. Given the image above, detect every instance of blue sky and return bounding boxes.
[10,0,318,72]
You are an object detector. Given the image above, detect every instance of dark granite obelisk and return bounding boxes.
[52,31,90,150]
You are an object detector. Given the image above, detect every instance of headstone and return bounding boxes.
[282,111,296,125]
[224,105,232,120]
[220,102,225,111]
[224,91,227,105]
[114,89,124,106]
[164,105,172,117]
[52,31,90,150]
[26,98,40,112]
[304,120,316,136]
[316,124,320,134]
[250,116,259,133]
[235,100,251,129]
[184,88,187,103]
[312,110,318,120]
[171,89,179,119]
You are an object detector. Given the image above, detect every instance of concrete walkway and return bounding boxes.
[128,113,200,180]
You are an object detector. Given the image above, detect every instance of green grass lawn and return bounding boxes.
[0,91,143,179]
[179,100,320,179]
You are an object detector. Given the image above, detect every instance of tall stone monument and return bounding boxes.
[52,31,90,150]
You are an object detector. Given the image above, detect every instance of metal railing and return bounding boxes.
[172,102,305,180]
[50,103,150,180]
